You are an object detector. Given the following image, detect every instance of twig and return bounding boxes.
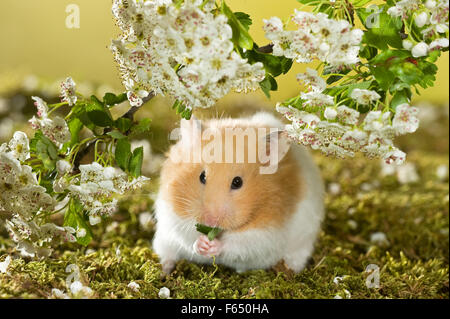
[256,44,274,54]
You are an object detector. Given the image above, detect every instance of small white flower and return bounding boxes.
[337,105,360,125]
[70,280,93,298]
[328,183,341,195]
[301,92,334,107]
[429,38,449,50]
[139,212,154,231]
[324,107,337,120]
[128,281,140,292]
[51,288,70,299]
[396,163,420,184]
[411,42,428,57]
[31,96,48,118]
[425,0,437,9]
[56,160,72,175]
[414,12,429,28]
[370,232,390,246]
[436,164,449,181]
[60,77,78,106]
[350,89,381,105]
[402,39,414,50]
[392,104,419,134]
[8,131,30,162]
[76,228,87,238]
[89,215,101,225]
[347,220,358,230]
[158,287,171,299]
[0,255,11,274]
[296,68,327,93]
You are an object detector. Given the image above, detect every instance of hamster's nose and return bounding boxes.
[203,213,220,227]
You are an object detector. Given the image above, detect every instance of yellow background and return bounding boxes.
[0,0,448,103]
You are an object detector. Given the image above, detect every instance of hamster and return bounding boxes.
[152,112,325,274]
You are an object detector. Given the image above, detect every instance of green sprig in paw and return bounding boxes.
[195,223,223,241]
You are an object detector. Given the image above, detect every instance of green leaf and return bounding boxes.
[357,8,403,50]
[30,131,59,171]
[195,223,223,241]
[86,96,114,127]
[115,138,132,171]
[427,50,441,63]
[130,118,152,136]
[234,12,252,31]
[64,198,93,246]
[259,74,278,98]
[172,100,192,120]
[129,147,144,178]
[62,117,83,151]
[347,81,373,97]
[221,1,253,50]
[115,117,133,133]
[103,92,128,107]
[244,47,293,77]
[107,130,127,139]
[390,88,411,110]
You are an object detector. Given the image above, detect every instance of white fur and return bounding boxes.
[152,112,325,273]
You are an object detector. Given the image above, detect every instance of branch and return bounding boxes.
[72,92,155,170]
[256,44,274,54]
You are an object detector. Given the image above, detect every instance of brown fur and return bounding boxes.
[159,118,303,232]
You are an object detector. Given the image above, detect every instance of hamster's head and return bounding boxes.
[159,116,302,232]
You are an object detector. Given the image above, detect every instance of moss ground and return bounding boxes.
[0,95,448,299]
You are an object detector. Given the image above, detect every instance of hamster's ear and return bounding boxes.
[259,130,291,173]
[179,115,203,148]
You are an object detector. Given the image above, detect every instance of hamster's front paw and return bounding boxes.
[193,235,223,257]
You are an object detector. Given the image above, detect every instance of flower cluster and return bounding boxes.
[111,0,265,109]
[263,10,363,66]
[0,133,75,258]
[29,93,71,147]
[389,0,449,57]
[67,162,149,224]
[277,70,419,164]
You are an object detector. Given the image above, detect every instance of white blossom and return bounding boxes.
[415,12,429,27]
[0,256,11,274]
[60,77,78,106]
[402,39,414,50]
[128,281,140,292]
[396,162,420,184]
[324,107,337,120]
[264,11,363,66]
[411,42,429,57]
[296,68,326,92]
[111,0,264,109]
[392,104,419,134]
[350,89,381,105]
[158,287,171,299]
[8,131,30,162]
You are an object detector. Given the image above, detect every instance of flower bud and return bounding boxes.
[56,160,72,175]
[414,12,428,28]
[89,215,101,225]
[425,0,436,9]
[411,42,428,57]
[402,40,414,50]
[324,107,337,120]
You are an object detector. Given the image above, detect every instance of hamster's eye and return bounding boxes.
[231,176,243,190]
[199,171,206,184]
